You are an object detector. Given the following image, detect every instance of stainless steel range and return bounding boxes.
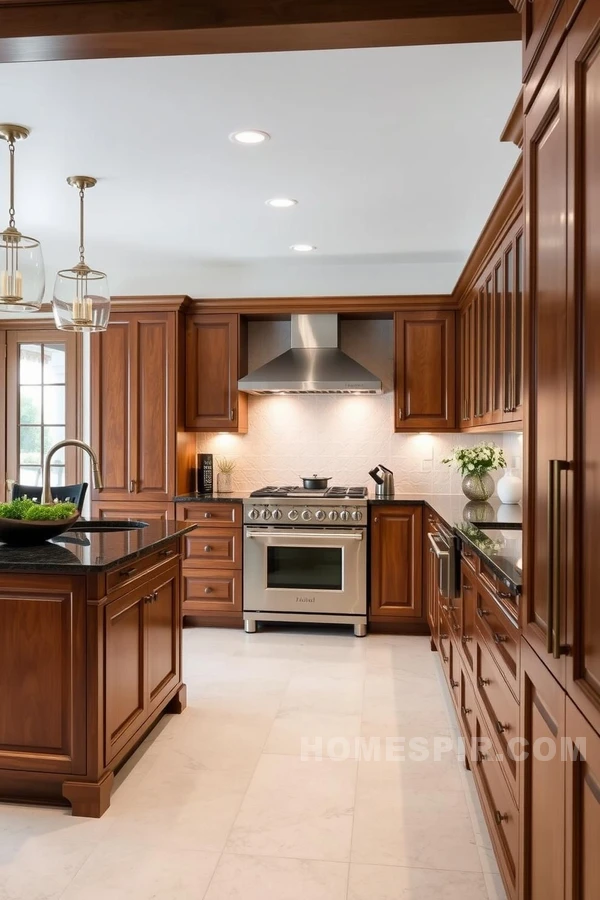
[243,486,368,637]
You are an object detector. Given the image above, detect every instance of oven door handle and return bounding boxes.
[428,532,449,559]
[245,530,364,541]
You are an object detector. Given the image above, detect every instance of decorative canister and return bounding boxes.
[496,469,522,504]
[217,471,233,493]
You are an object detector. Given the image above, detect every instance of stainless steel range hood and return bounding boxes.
[238,314,383,395]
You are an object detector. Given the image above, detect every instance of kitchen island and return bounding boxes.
[0,519,196,817]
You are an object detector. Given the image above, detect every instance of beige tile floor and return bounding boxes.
[0,627,508,900]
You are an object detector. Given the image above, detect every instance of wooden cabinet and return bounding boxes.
[104,561,180,764]
[185,313,248,432]
[91,501,175,521]
[369,505,423,627]
[519,639,567,900]
[394,311,456,431]
[91,306,194,504]
[178,502,243,622]
[458,211,524,431]
[565,699,600,900]
[0,575,87,775]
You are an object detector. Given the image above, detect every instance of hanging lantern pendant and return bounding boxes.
[53,175,110,332]
[0,124,45,311]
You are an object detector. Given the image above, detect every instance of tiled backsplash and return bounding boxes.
[197,320,523,493]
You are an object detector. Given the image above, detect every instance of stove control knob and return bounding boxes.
[260,508,272,520]
[288,509,299,521]
[339,510,350,522]
[272,508,282,520]
[301,509,312,521]
[352,509,363,522]
[328,510,339,521]
[315,509,326,521]
[248,507,259,520]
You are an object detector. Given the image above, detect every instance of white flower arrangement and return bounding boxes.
[441,441,506,477]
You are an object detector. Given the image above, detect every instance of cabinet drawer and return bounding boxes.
[474,713,519,895]
[182,529,242,569]
[106,542,178,594]
[475,580,520,700]
[183,569,242,615]
[475,639,520,804]
[178,502,242,527]
[459,666,476,743]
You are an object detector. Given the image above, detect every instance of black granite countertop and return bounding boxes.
[455,522,523,594]
[175,491,253,502]
[0,519,197,574]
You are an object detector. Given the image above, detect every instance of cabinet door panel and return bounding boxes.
[394,312,455,430]
[370,505,423,619]
[91,318,131,498]
[0,578,86,774]
[523,43,569,686]
[146,566,180,711]
[131,314,174,500]
[566,699,600,900]
[519,639,566,900]
[567,5,600,737]
[104,589,146,765]
[186,314,247,432]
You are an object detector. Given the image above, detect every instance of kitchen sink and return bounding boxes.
[68,520,148,532]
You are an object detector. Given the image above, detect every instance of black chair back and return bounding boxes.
[12,482,88,513]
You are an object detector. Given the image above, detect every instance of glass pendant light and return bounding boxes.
[0,124,45,312]
[52,176,110,332]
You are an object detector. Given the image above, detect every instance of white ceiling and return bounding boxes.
[1,42,521,298]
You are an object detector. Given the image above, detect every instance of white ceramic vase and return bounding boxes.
[496,469,522,504]
[217,471,233,493]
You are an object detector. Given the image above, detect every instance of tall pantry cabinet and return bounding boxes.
[90,299,195,520]
[520,0,600,897]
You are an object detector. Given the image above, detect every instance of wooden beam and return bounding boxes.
[0,1,521,63]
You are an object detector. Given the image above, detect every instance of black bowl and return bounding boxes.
[0,512,80,546]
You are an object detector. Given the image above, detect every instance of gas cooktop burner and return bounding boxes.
[250,485,367,499]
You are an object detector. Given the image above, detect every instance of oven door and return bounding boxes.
[243,526,366,615]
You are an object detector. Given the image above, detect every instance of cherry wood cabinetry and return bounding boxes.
[458,211,524,431]
[565,698,600,900]
[369,505,424,629]
[90,305,195,513]
[92,501,175,521]
[178,502,243,623]
[394,311,456,431]
[185,314,248,432]
[0,542,186,817]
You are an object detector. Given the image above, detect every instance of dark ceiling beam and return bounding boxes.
[0,1,521,64]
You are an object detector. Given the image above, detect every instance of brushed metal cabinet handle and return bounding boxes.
[120,568,136,578]
[547,460,569,659]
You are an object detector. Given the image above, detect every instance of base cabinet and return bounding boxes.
[92,501,175,521]
[0,545,185,816]
[369,505,424,630]
[178,502,243,623]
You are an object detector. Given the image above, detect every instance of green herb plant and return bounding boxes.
[0,497,78,521]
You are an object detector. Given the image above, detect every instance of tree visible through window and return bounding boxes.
[18,342,67,486]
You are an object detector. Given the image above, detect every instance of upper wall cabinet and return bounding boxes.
[185,314,248,432]
[394,311,456,431]
[458,210,523,431]
[91,307,194,503]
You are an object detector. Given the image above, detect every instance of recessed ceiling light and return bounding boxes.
[230,130,270,145]
[266,197,298,208]
[290,244,316,252]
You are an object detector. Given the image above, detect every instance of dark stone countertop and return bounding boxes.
[0,519,197,574]
[175,491,252,502]
[455,522,523,594]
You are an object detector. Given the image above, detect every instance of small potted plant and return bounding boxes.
[442,441,506,501]
[216,458,236,494]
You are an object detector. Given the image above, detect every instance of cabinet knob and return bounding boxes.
[495,720,508,735]
[495,810,509,825]
[493,632,508,644]
[461,706,472,716]
[129,480,136,493]
[230,408,235,420]
[476,608,490,618]
[450,679,459,688]
[478,751,488,762]
[204,587,213,594]
[398,408,403,420]
[204,512,212,519]
[204,545,212,552]
[159,548,174,557]
[477,676,491,688]
[461,635,472,644]
[374,517,378,523]
[143,594,153,604]
[441,653,449,663]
